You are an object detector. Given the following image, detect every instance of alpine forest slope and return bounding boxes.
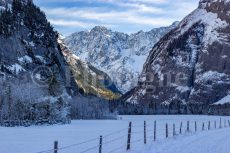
[58,38,121,100]
[0,0,79,126]
[125,0,230,115]
[64,22,179,93]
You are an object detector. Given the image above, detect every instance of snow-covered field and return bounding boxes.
[0,115,230,153]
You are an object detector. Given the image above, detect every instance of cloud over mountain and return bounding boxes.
[34,0,199,36]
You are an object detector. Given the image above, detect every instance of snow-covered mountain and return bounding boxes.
[124,0,230,114]
[64,22,179,93]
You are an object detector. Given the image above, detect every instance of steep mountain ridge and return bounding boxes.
[125,0,230,114]
[64,22,179,93]
[0,0,78,125]
[58,38,121,100]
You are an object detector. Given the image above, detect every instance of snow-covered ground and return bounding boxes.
[144,127,230,153]
[0,115,230,153]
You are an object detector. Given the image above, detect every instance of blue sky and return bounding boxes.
[34,0,200,37]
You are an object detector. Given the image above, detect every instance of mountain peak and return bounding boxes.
[65,22,178,93]
[91,26,110,33]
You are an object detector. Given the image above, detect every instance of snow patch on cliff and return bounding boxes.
[7,63,25,74]
[214,95,230,105]
[196,71,227,83]
[178,8,228,47]
[18,55,32,63]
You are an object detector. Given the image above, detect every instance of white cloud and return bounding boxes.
[43,7,174,27]
[128,0,169,4]
[121,3,164,14]
[35,0,200,35]
[49,19,90,27]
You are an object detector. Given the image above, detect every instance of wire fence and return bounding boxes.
[35,118,230,153]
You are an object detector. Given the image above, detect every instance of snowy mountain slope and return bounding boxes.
[58,38,121,100]
[64,23,179,93]
[125,0,230,114]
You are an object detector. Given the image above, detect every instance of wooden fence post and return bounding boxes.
[54,141,58,153]
[154,120,156,141]
[127,122,132,150]
[208,121,210,130]
[228,120,230,126]
[180,122,182,134]
[173,124,176,136]
[166,123,168,138]
[224,119,226,127]
[219,118,222,128]
[99,136,103,153]
[195,121,197,132]
[144,121,147,144]
[215,121,217,129]
[202,122,205,131]
[187,121,189,132]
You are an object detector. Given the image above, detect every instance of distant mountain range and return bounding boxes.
[64,22,179,93]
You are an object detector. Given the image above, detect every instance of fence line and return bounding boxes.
[35,118,230,153]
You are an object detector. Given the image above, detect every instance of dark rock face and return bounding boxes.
[126,0,230,114]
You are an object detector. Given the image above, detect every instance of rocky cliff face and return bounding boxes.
[64,23,178,93]
[125,0,230,114]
